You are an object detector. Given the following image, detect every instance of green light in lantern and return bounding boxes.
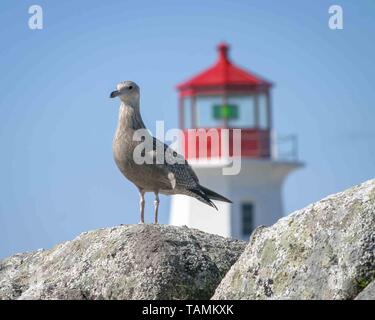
[213,104,239,120]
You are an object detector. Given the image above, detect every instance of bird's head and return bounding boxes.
[110,81,140,105]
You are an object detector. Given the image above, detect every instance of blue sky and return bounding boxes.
[0,0,374,258]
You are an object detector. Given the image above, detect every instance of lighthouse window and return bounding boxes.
[196,96,222,128]
[184,97,192,128]
[227,96,255,128]
[258,94,268,129]
[242,203,254,236]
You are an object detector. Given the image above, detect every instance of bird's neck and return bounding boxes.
[117,102,146,132]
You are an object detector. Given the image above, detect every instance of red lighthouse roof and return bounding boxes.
[177,42,272,97]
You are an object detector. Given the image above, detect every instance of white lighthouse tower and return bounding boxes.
[169,43,302,240]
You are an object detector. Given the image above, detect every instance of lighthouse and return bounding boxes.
[169,43,302,240]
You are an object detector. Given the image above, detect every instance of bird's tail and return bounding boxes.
[187,185,232,211]
[199,185,232,204]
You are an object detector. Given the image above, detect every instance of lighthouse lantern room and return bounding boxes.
[169,43,302,240]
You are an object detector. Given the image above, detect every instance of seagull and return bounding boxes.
[110,81,232,224]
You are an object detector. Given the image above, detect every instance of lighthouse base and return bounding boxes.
[169,158,301,240]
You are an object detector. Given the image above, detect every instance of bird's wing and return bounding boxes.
[151,137,200,190]
[150,137,218,209]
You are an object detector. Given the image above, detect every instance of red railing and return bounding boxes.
[182,128,271,160]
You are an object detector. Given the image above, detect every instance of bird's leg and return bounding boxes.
[139,189,145,224]
[154,192,160,224]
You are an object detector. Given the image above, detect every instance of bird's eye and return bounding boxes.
[128,86,133,90]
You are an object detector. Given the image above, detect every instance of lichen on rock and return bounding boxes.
[213,179,375,300]
[0,224,246,300]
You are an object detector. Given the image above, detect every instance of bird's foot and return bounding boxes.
[138,221,144,224]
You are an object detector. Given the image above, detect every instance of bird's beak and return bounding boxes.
[110,90,120,98]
